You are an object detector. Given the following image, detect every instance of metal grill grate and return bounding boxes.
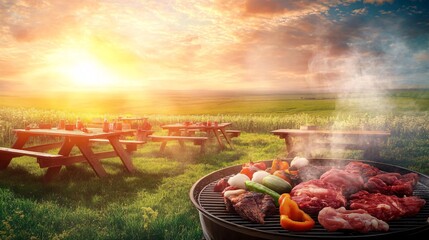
[192,159,429,239]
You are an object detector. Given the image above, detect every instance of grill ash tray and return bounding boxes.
[190,159,429,240]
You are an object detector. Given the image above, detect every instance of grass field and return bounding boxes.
[1,89,428,116]
[0,89,428,239]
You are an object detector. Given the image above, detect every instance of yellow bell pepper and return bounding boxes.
[279,193,315,232]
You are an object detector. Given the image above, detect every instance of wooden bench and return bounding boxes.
[225,130,241,138]
[89,139,146,152]
[148,135,208,153]
[271,129,390,160]
[136,130,155,141]
[0,147,63,169]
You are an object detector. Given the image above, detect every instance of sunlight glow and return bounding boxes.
[49,46,124,91]
[65,57,115,87]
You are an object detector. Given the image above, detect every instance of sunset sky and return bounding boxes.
[1,0,428,95]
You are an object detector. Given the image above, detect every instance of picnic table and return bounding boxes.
[117,116,153,141]
[0,128,137,182]
[271,128,391,159]
[160,122,234,150]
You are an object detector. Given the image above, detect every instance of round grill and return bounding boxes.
[190,159,429,239]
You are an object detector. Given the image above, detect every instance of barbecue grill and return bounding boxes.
[190,159,429,239]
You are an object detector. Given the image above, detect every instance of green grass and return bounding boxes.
[2,89,428,116]
[0,89,428,239]
[0,134,285,240]
[0,130,427,240]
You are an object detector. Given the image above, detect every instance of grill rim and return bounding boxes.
[189,158,429,239]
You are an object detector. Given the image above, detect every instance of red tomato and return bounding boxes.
[253,162,267,170]
[240,167,254,179]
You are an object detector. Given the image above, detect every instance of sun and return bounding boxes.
[59,50,118,88]
[48,37,145,91]
[66,57,115,87]
[49,46,122,90]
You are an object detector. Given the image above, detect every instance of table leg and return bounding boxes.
[212,129,225,149]
[219,128,233,148]
[108,137,135,173]
[0,134,29,169]
[75,139,107,177]
[160,141,167,152]
[285,135,296,158]
[363,138,381,160]
[178,139,185,149]
[43,137,75,182]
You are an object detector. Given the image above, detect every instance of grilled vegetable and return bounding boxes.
[251,170,271,184]
[262,175,292,194]
[272,170,293,185]
[290,157,309,169]
[228,173,250,189]
[223,189,246,198]
[245,180,280,206]
[270,159,289,174]
[279,193,315,231]
[240,167,255,179]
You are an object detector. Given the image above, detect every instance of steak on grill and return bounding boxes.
[318,206,389,233]
[364,172,419,196]
[213,177,230,192]
[349,190,426,221]
[290,179,347,214]
[320,168,364,196]
[344,161,381,181]
[224,191,277,224]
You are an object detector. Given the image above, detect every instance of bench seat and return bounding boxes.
[89,139,146,152]
[136,130,155,141]
[148,135,208,153]
[225,130,241,138]
[0,147,63,159]
[0,147,67,171]
[271,129,390,160]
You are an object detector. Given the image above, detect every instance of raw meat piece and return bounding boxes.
[320,168,364,196]
[365,172,419,196]
[213,177,230,192]
[349,190,426,221]
[344,161,381,181]
[318,207,389,232]
[290,179,347,214]
[224,191,277,224]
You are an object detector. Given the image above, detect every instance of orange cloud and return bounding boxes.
[214,0,335,18]
[0,0,427,93]
[363,0,394,5]
[2,0,100,42]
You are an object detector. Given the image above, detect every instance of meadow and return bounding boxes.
[0,89,428,239]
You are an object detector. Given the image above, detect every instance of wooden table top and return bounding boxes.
[13,128,135,138]
[271,129,391,136]
[118,117,148,121]
[161,122,232,129]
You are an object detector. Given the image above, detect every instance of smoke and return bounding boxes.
[305,14,423,115]
[302,17,421,159]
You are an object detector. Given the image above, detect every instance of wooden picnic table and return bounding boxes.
[161,122,234,149]
[117,116,152,140]
[271,129,391,159]
[0,128,136,182]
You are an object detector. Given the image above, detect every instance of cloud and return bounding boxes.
[0,0,428,93]
[307,8,429,93]
[1,0,101,42]
[213,0,336,18]
[352,7,367,15]
[414,51,429,62]
[363,0,394,5]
